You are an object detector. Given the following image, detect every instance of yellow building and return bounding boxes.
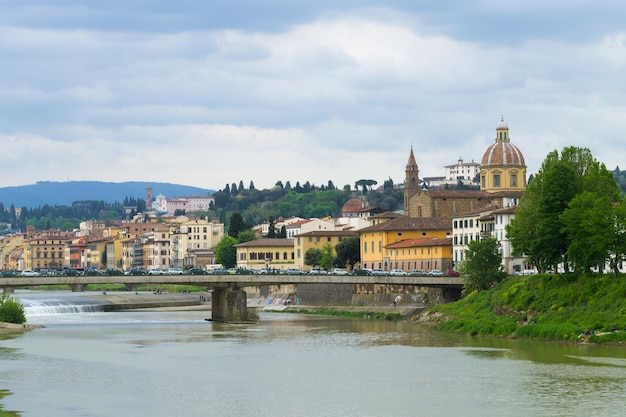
[480,118,527,193]
[359,213,451,271]
[293,230,359,271]
[23,227,71,271]
[0,234,24,271]
[235,238,295,271]
[384,237,453,273]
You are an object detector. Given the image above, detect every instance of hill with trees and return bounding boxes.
[0,181,213,208]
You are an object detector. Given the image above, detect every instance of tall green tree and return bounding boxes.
[334,236,360,269]
[304,248,323,267]
[461,238,506,293]
[561,191,614,273]
[228,212,249,238]
[319,243,335,271]
[534,160,580,271]
[215,236,238,269]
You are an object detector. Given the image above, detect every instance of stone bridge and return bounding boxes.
[1,274,463,323]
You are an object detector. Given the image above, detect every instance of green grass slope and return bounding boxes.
[427,273,626,343]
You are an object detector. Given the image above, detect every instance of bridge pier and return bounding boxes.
[211,287,251,323]
[70,284,86,292]
[1,287,14,294]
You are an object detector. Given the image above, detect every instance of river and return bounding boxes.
[2,291,626,417]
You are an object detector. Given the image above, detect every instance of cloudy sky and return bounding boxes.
[2,1,626,192]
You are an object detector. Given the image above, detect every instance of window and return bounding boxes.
[510,174,517,187]
[493,174,501,187]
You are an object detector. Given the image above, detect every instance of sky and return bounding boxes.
[2,1,626,193]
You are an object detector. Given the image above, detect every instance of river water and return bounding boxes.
[2,291,626,417]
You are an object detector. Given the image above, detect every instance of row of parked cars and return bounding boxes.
[1,267,461,278]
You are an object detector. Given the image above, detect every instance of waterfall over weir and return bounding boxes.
[14,292,108,316]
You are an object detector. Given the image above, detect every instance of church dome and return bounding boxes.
[342,198,365,214]
[481,118,526,167]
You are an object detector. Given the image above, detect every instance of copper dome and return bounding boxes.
[481,119,526,167]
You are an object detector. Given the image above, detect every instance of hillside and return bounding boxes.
[0,181,214,208]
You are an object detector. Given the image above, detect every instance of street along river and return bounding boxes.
[1,291,626,417]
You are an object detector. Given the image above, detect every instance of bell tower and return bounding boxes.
[404,147,420,214]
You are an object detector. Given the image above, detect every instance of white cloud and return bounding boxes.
[1,2,626,195]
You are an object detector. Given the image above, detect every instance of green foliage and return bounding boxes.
[319,243,335,270]
[461,238,506,293]
[334,236,360,269]
[237,229,257,243]
[215,236,238,269]
[431,272,626,343]
[507,146,623,274]
[0,293,26,324]
[304,248,322,267]
[227,212,250,238]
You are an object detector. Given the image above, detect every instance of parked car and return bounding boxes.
[370,269,389,276]
[209,268,228,275]
[446,270,461,277]
[125,268,147,276]
[148,269,165,275]
[63,269,81,276]
[83,268,101,276]
[104,268,123,276]
[285,268,306,275]
[309,267,324,275]
[428,269,446,277]
[20,270,40,277]
[188,267,208,275]
[259,268,273,275]
[409,269,426,276]
[390,269,409,276]
[0,270,17,277]
[351,268,372,276]
[166,268,184,275]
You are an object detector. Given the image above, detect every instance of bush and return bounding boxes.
[0,293,26,324]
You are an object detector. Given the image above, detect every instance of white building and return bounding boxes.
[445,158,481,184]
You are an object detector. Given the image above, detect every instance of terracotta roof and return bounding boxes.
[369,211,405,219]
[294,231,359,238]
[385,237,452,249]
[285,219,312,227]
[234,238,294,248]
[421,189,492,199]
[360,215,451,232]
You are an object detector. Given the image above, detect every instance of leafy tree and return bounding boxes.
[319,243,335,271]
[334,236,360,269]
[304,248,323,267]
[237,229,257,243]
[561,192,614,273]
[534,160,580,271]
[215,236,238,269]
[461,238,506,293]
